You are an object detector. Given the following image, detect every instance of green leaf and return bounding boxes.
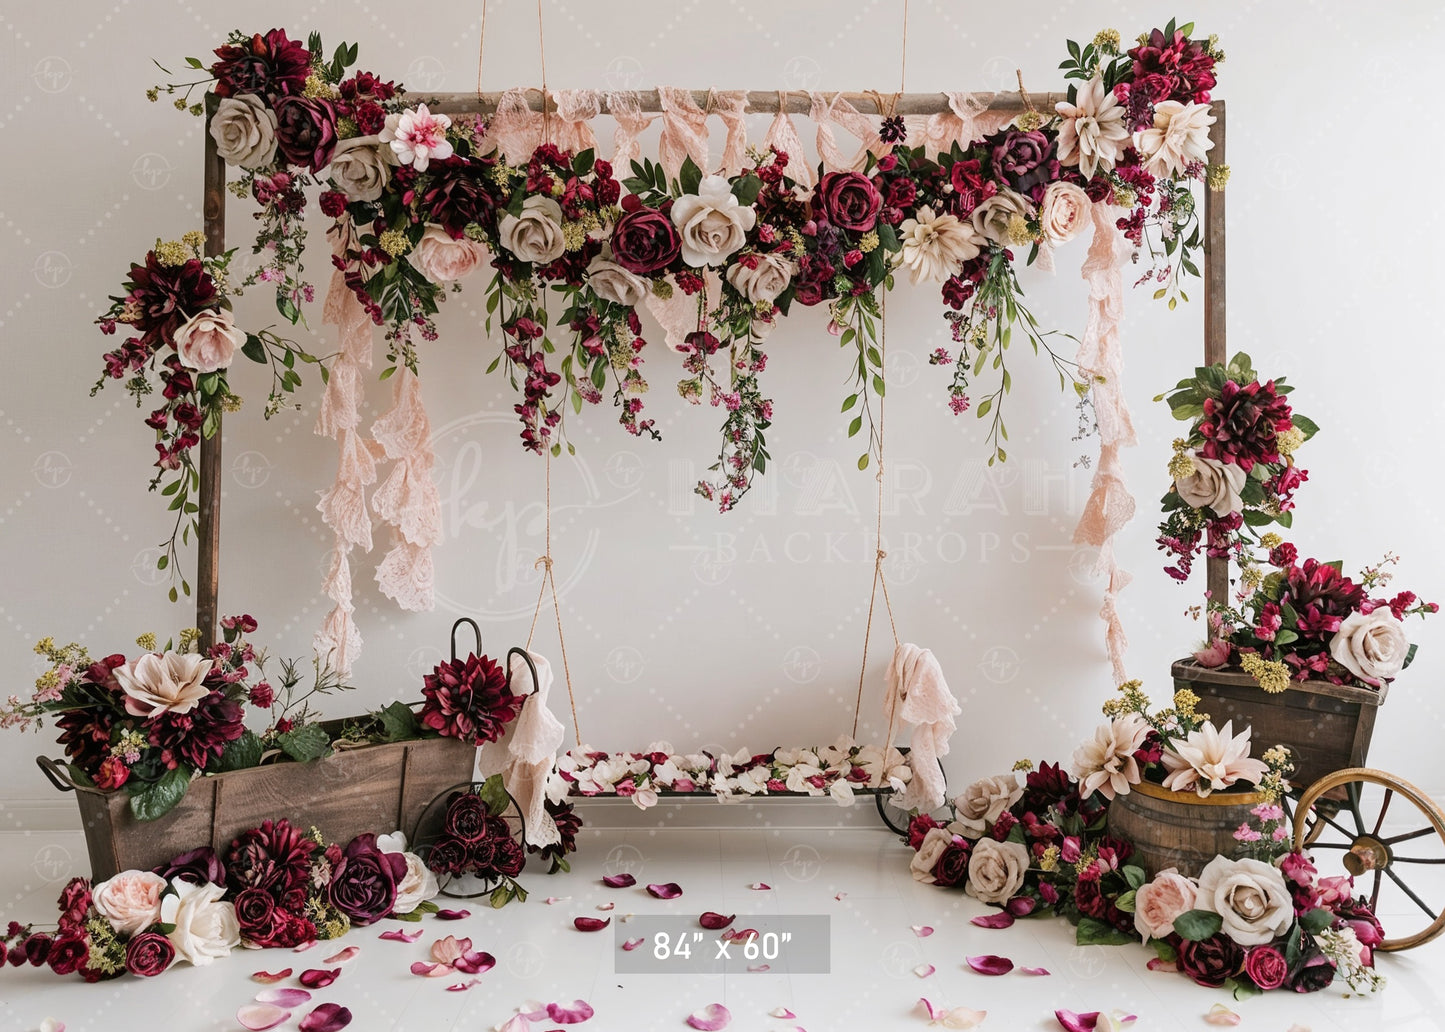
[857,453,870,471]
[679,155,702,196]
[216,729,264,773]
[376,700,422,743]
[976,397,992,418]
[477,774,511,814]
[1123,865,1146,891]
[241,335,266,364]
[571,148,595,176]
[1114,889,1136,914]
[1299,908,1334,934]
[1228,977,1263,1001]
[731,173,762,207]
[847,416,863,438]
[1075,916,1134,946]
[277,723,332,763]
[841,393,858,413]
[1172,908,1224,942]
[128,766,192,822]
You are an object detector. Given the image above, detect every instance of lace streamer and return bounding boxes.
[809,92,882,172]
[371,366,443,612]
[759,100,814,187]
[657,86,710,179]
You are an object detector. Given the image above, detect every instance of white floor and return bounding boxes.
[1,815,1443,1032]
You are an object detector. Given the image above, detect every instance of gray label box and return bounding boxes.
[615,915,831,974]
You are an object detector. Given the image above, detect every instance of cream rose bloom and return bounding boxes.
[1136,100,1216,180]
[671,175,756,267]
[726,252,795,304]
[161,878,240,966]
[964,838,1030,904]
[209,94,278,169]
[910,827,955,885]
[1133,868,1198,941]
[1054,75,1130,178]
[1195,855,1293,946]
[499,195,567,265]
[375,831,440,914]
[1330,609,1410,685]
[1071,714,1150,800]
[952,774,1022,838]
[329,136,393,203]
[970,188,1033,247]
[1039,182,1091,247]
[587,252,651,307]
[409,224,487,284]
[898,205,984,284]
[1174,455,1247,516]
[115,650,214,718]
[93,870,167,936]
[174,308,244,374]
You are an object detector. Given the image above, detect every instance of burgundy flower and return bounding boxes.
[211,29,313,100]
[1177,934,1244,988]
[932,842,970,888]
[466,835,498,874]
[54,707,114,773]
[948,158,996,216]
[988,128,1059,196]
[1019,761,1076,813]
[124,253,219,347]
[420,653,523,745]
[154,846,225,887]
[248,682,275,708]
[1335,897,1385,952]
[426,837,468,877]
[884,176,916,210]
[94,756,130,791]
[1074,873,1107,920]
[273,97,338,173]
[907,813,943,850]
[1281,558,1366,637]
[1197,379,1293,472]
[814,171,883,232]
[421,160,500,239]
[124,931,175,977]
[23,933,53,967]
[329,833,407,925]
[233,886,316,948]
[1288,943,1337,993]
[1268,541,1299,569]
[1267,465,1308,510]
[1129,28,1217,104]
[46,933,89,977]
[610,208,682,274]
[228,818,319,904]
[56,878,91,931]
[1242,944,1288,990]
[443,792,492,844]
[492,837,526,878]
[147,690,245,772]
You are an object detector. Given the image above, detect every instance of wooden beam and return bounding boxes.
[1203,100,1228,617]
[198,95,226,648]
[409,89,1066,118]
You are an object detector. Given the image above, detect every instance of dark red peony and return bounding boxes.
[421,160,500,239]
[1281,558,1366,637]
[907,813,943,850]
[56,878,91,931]
[233,886,317,948]
[329,833,407,925]
[420,653,523,745]
[1178,933,1244,987]
[124,931,176,977]
[211,29,313,100]
[931,842,970,888]
[1287,944,1337,993]
[611,208,682,275]
[227,818,319,906]
[1197,379,1293,472]
[46,933,89,976]
[273,97,338,173]
[147,690,245,772]
[814,171,883,232]
[492,837,526,878]
[154,845,226,887]
[426,837,468,878]
[442,792,492,844]
[988,128,1059,197]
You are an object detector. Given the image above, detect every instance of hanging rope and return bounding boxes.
[474,0,489,97]
[527,451,582,744]
[900,0,910,93]
[537,0,551,145]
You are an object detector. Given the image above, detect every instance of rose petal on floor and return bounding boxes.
[446,979,480,992]
[721,928,757,944]
[768,1009,796,1020]
[1019,966,1050,976]
[573,916,611,932]
[603,874,636,888]
[322,946,360,964]
[255,988,312,1008]
[1054,1011,1104,1032]
[545,896,572,905]
[911,925,934,937]
[435,909,471,920]
[685,1003,732,1030]
[917,999,986,1028]
[969,912,1014,930]
[914,964,936,978]
[748,963,770,972]
[647,882,683,899]
[834,892,847,901]
[299,1002,353,1032]
[1145,957,1178,973]
[251,969,293,983]
[622,937,645,951]
[409,961,452,977]
[965,955,1013,976]
[749,882,771,890]
[292,941,318,952]
[1204,1004,1240,1026]
[596,902,615,911]
[237,1004,291,1031]
[497,1017,531,1032]
[379,929,424,943]
[298,968,340,989]
[39,1021,64,1032]
[699,912,735,930]
[547,1000,595,1024]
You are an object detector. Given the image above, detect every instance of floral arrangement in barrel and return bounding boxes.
[148,19,1227,511]
[902,681,1385,997]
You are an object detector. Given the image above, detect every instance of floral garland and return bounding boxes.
[903,682,1385,998]
[555,738,914,809]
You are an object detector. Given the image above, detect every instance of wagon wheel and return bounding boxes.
[1292,768,1445,951]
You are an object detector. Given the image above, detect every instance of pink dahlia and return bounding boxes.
[1197,379,1293,472]
[1281,558,1366,637]
[420,654,523,745]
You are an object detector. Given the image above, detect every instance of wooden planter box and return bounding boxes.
[1109,779,1268,879]
[1171,658,1386,791]
[39,736,476,882]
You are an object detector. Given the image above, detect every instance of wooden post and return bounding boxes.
[1203,101,1228,617]
[198,94,226,648]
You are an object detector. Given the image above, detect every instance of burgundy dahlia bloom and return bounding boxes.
[147,690,245,772]
[1281,558,1366,637]
[421,160,500,239]
[1019,760,1076,814]
[273,96,339,173]
[420,653,523,745]
[211,29,313,100]
[124,254,220,348]
[1129,28,1218,104]
[227,818,319,904]
[54,707,114,774]
[1197,379,1293,472]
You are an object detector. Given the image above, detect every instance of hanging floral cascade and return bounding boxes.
[142,19,1226,671]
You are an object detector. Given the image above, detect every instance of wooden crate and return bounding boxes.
[1171,658,1386,791]
[39,736,476,882]
[1109,779,1268,878]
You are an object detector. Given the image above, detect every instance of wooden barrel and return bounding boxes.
[1108,780,1267,879]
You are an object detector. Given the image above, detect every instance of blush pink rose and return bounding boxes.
[1039,181,1091,246]
[92,870,168,936]
[409,224,487,284]
[174,308,244,373]
[1133,867,1198,941]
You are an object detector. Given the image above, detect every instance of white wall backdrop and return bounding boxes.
[4,0,1444,824]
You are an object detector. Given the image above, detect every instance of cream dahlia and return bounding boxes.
[897,205,984,284]
[1160,720,1268,797]
[1070,713,1150,800]
[1135,100,1215,180]
[1055,75,1131,178]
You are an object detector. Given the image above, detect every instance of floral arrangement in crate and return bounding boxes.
[149,19,1226,511]
[902,682,1385,997]
[94,237,325,595]
[555,737,914,809]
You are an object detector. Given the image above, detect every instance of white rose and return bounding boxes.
[409,224,487,284]
[964,838,1030,904]
[1331,609,1411,685]
[1039,182,1091,246]
[970,188,1033,247]
[173,309,245,375]
[670,175,756,267]
[92,870,167,936]
[587,252,650,307]
[498,195,567,265]
[1174,455,1247,516]
[1136,100,1216,180]
[910,827,955,885]
[114,650,214,718]
[952,774,1022,838]
[161,878,240,966]
[329,136,393,202]
[1194,856,1293,946]
[391,852,440,915]
[726,252,795,304]
[209,94,277,169]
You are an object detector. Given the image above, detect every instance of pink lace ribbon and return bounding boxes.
[909,91,1012,155]
[645,272,719,352]
[549,89,600,156]
[657,87,710,179]
[607,90,657,167]
[809,92,882,171]
[710,89,749,176]
[759,101,814,187]
[489,87,545,164]
[371,366,442,612]
[1072,202,1138,683]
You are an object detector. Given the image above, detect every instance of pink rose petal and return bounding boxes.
[917,1000,986,1028]
[721,928,757,944]
[455,950,495,975]
[646,882,683,899]
[748,963,771,972]
[1145,957,1178,973]
[435,909,470,920]
[298,968,340,989]
[1204,1004,1241,1027]
[237,1004,291,1032]
[768,1009,796,1020]
[446,979,480,992]
[603,874,637,888]
[596,902,615,911]
[914,964,936,978]
[255,989,312,1008]
[292,940,318,952]
[970,911,1015,930]
[322,946,359,964]
[1019,966,1051,976]
[699,912,735,930]
[498,1017,532,1032]
[749,882,771,891]
[911,925,934,937]
[965,954,1014,976]
[547,1000,595,1024]
[299,1002,353,1032]
[573,916,612,932]
[622,937,645,951]
[686,1003,732,1030]
[251,968,293,983]
[834,892,847,901]
[379,928,423,943]
[1006,896,1037,917]
[544,896,571,905]
[410,961,452,977]
[431,935,471,965]
[1055,1011,1104,1032]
